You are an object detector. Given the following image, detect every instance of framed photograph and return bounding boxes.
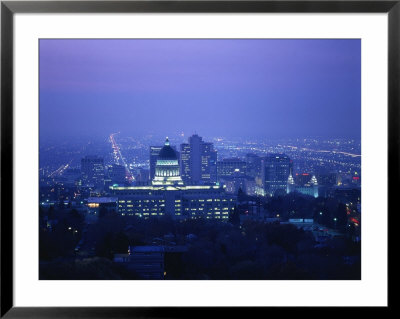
[1,0,395,316]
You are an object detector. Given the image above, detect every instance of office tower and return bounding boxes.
[217,158,247,180]
[136,168,150,184]
[108,164,126,185]
[111,137,236,220]
[81,155,105,189]
[149,146,163,181]
[245,153,262,179]
[201,142,217,184]
[217,158,249,195]
[261,154,291,196]
[188,134,202,183]
[180,144,191,183]
[180,134,217,185]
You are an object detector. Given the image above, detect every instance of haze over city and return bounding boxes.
[39,39,361,281]
[39,39,360,141]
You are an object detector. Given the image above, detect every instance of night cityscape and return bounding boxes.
[39,39,361,280]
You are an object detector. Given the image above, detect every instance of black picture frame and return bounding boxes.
[1,0,395,317]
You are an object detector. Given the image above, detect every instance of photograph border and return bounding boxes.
[1,0,396,317]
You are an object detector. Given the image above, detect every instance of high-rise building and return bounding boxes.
[111,137,236,220]
[217,158,251,195]
[108,164,126,185]
[217,158,247,180]
[149,146,163,181]
[245,153,262,179]
[260,154,291,197]
[104,164,126,191]
[180,143,191,183]
[81,156,105,190]
[201,142,217,183]
[180,134,217,185]
[135,168,150,184]
[187,134,202,183]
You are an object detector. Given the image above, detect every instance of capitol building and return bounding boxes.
[110,138,236,220]
[151,138,184,186]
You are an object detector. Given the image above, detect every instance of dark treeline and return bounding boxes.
[39,203,360,280]
[235,190,354,232]
[266,193,348,228]
[39,206,84,260]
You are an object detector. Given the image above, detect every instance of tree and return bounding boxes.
[334,203,348,229]
[47,206,55,220]
[68,208,84,231]
[237,187,246,202]
[58,199,65,210]
[113,232,130,254]
[229,205,240,226]
[99,206,114,218]
[95,232,114,259]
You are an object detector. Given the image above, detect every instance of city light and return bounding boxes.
[38,39,361,281]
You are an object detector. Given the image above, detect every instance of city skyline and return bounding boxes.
[39,39,361,141]
[38,39,362,281]
[39,131,361,280]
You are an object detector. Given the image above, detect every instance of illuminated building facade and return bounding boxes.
[149,146,163,181]
[135,168,150,183]
[245,153,262,179]
[222,176,248,194]
[111,138,235,219]
[150,144,179,181]
[180,134,217,185]
[217,158,247,180]
[200,141,218,184]
[180,143,191,183]
[260,154,291,197]
[81,155,105,190]
[287,173,319,198]
[152,138,184,186]
[107,164,126,185]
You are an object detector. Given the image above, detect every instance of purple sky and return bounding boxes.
[39,39,360,141]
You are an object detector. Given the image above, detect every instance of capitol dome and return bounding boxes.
[158,137,178,160]
[152,137,184,186]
